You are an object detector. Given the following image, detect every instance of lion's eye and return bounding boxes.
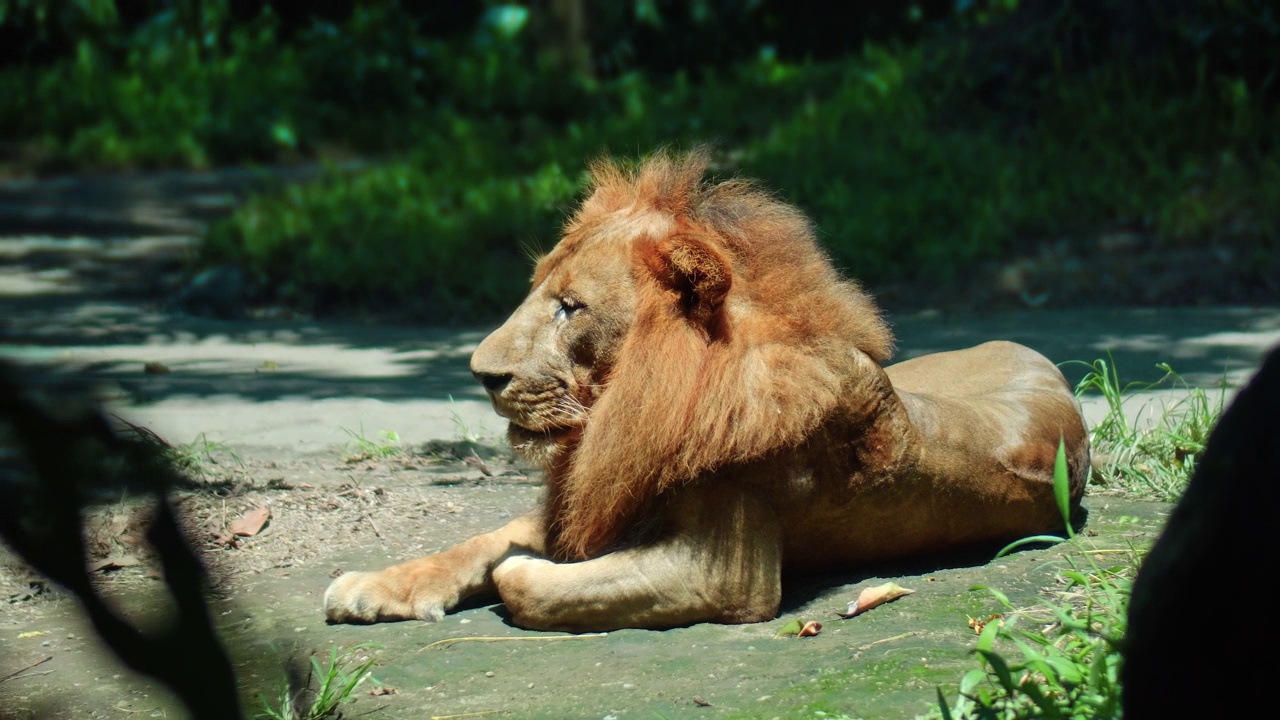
[555,297,584,321]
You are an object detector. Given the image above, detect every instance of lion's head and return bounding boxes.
[471,149,894,560]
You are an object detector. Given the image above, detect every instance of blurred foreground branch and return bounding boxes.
[0,361,242,720]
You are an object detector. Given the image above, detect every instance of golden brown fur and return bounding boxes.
[323,149,1089,632]
[546,149,893,559]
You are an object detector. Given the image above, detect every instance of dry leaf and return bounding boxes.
[839,581,915,618]
[693,696,712,707]
[89,556,141,573]
[228,506,271,537]
[18,631,47,639]
[798,621,823,637]
[143,361,170,374]
[968,614,1003,634]
[369,686,397,697]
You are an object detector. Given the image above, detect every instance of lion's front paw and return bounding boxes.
[323,571,446,624]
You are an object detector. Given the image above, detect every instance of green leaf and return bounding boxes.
[970,585,1013,609]
[935,687,954,720]
[993,534,1067,559]
[774,618,803,638]
[976,649,1016,691]
[976,617,1001,654]
[1054,436,1075,538]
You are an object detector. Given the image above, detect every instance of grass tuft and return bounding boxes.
[1071,356,1225,501]
[932,549,1131,720]
[255,644,380,720]
[341,425,402,463]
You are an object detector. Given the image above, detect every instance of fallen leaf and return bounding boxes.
[839,581,915,618]
[693,696,712,707]
[228,506,271,537]
[369,686,397,696]
[143,361,170,374]
[775,618,803,637]
[798,621,823,637]
[968,614,1003,634]
[89,556,141,573]
[774,618,822,638]
[18,631,47,639]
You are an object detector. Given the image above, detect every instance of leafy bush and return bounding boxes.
[206,39,1280,320]
[203,153,581,319]
[5,1,1278,317]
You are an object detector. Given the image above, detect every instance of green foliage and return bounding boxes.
[205,155,580,318]
[255,644,380,720]
[4,2,1278,318]
[1071,356,1225,501]
[203,35,1279,320]
[1,4,307,168]
[341,425,403,462]
[930,553,1131,720]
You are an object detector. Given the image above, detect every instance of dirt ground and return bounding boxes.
[3,168,1280,719]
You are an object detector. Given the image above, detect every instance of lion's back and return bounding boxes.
[885,340,1070,399]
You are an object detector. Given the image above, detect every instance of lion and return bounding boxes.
[324,149,1090,631]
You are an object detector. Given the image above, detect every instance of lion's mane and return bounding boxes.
[543,149,895,560]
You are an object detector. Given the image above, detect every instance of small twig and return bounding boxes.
[362,512,383,539]
[420,633,607,651]
[855,631,919,652]
[430,711,505,720]
[0,655,53,684]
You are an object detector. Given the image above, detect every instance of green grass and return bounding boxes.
[113,418,241,480]
[931,552,1132,720]
[255,644,380,720]
[1071,356,1226,501]
[341,425,402,462]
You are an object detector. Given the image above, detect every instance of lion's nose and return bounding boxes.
[473,370,513,394]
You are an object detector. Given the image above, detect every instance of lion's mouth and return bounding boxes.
[507,422,578,442]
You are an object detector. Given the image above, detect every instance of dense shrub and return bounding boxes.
[4,1,1278,318]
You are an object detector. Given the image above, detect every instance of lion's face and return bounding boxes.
[470,223,648,463]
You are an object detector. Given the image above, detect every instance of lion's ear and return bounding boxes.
[639,234,732,331]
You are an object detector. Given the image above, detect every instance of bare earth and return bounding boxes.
[2,169,1279,719]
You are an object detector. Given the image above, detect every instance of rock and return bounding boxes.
[172,265,249,319]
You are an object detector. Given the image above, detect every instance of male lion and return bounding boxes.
[325,150,1089,631]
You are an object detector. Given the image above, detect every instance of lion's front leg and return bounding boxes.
[493,490,782,631]
[324,514,544,623]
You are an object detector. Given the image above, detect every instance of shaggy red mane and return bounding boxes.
[543,149,895,560]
